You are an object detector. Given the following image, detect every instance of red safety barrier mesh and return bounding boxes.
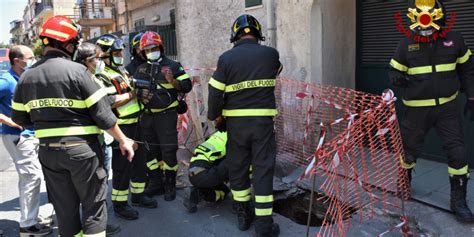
[179,71,410,237]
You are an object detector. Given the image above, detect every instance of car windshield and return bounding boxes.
[0,61,10,72]
[0,49,6,57]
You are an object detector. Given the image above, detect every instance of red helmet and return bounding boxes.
[139,31,164,52]
[39,15,80,42]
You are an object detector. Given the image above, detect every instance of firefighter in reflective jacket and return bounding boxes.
[96,34,157,221]
[11,15,136,237]
[208,14,282,237]
[133,31,193,201]
[125,32,146,76]
[389,0,474,223]
[183,131,230,213]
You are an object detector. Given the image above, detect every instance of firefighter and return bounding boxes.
[95,34,157,220]
[389,0,474,223]
[11,15,136,237]
[208,14,283,236]
[125,32,146,76]
[183,131,230,213]
[134,31,193,201]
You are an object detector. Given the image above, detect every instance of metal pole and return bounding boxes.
[266,0,276,48]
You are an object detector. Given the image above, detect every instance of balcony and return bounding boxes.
[34,0,53,18]
[74,2,115,27]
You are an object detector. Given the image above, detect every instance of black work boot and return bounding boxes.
[106,223,121,236]
[256,223,280,237]
[164,170,177,201]
[113,202,139,220]
[234,201,254,231]
[450,174,474,223]
[183,187,200,213]
[131,194,158,208]
[145,171,165,196]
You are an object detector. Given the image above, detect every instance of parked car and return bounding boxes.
[0,48,10,74]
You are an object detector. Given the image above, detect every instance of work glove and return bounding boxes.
[215,116,227,132]
[464,99,474,121]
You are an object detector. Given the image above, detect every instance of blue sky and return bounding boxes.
[0,0,28,44]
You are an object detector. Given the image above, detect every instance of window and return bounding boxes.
[134,18,145,31]
[245,0,262,8]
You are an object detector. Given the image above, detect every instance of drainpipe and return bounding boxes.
[266,0,276,48]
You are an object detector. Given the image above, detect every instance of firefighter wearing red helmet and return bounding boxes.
[390,0,474,222]
[208,14,282,236]
[12,15,136,237]
[133,31,192,201]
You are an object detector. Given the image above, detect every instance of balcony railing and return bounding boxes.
[73,1,115,27]
[35,0,53,17]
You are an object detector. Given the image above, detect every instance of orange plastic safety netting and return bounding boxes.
[178,72,410,237]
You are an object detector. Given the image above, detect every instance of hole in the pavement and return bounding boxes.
[273,191,357,227]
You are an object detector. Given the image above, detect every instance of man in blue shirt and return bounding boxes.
[0,45,51,236]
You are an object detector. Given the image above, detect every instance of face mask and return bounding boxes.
[113,56,124,65]
[95,60,105,75]
[23,59,36,71]
[146,51,161,61]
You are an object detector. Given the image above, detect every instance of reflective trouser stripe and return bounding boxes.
[255,195,273,203]
[130,182,146,194]
[403,91,458,107]
[149,100,179,113]
[222,109,277,117]
[111,189,128,201]
[448,165,469,175]
[147,159,161,171]
[399,155,416,169]
[215,190,226,201]
[34,125,101,138]
[232,188,251,202]
[255,208,273,216]
[161,161,178,171]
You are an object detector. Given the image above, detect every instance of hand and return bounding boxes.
[0,114,23,130]
[464,98,474,121]
[215,116,226,132]
[119,138,137,162]
[138,89,153,105]
[165,70,175,83]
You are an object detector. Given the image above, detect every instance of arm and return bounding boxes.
[166,62,192,93]
[11,82,33,127]
[111,91,136,109]
[457,34,474,100]
[0,113,22,130]
[388,40,409,88]
[207,56,227,121]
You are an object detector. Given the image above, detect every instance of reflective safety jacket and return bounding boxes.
[389,31,474,107]
[11,51,117,142]
[97,66,141,125]
[190,131,227,165]
[208,39,283,120]
[133,56,192,113]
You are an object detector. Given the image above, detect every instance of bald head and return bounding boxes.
[9,45,35,76]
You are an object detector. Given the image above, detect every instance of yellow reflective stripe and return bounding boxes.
[74,230,84,237]
[11,101,26,111]
[390,59,408,72]
[436,63,457,72]
[222,109,277,117]
[157,83,175,89]
[407,66,432,75]
[457,49,472,64]
[105,86,117,94]
[85,88,107,108]
[149,100,179,113]
[232,188,251,202]
[83,231,106,237]
[24,98,87,112]
[59,20,77,31]
[161,162,178,171]
[224,79,276,93]
[403,91,458,107]
[177,74,190,81]
[117,99,141,117]
[190,154,209,163]
[255,208,273,216]
[130,187,145,194]
[111,189,129,201]
[399,155,416,169]
[35,125,101,138]
[117,117,138,125]
[215,190,226,201]
[255,195,273,203]
[448,165,469,175]
[112,189,129,195]
[96,39,113,46]
[131,182,146,188]
[209,77,226,91]
[44,28,70,39]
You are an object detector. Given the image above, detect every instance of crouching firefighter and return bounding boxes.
[96,34,157,221]
[134,31,193,201]
[389,0,474,223]
[183,131,230,213]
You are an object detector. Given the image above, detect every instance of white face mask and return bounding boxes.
[23,58,36,71]
[95,60,105,75]
[146,51,161,61]
[113,56,124,65]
